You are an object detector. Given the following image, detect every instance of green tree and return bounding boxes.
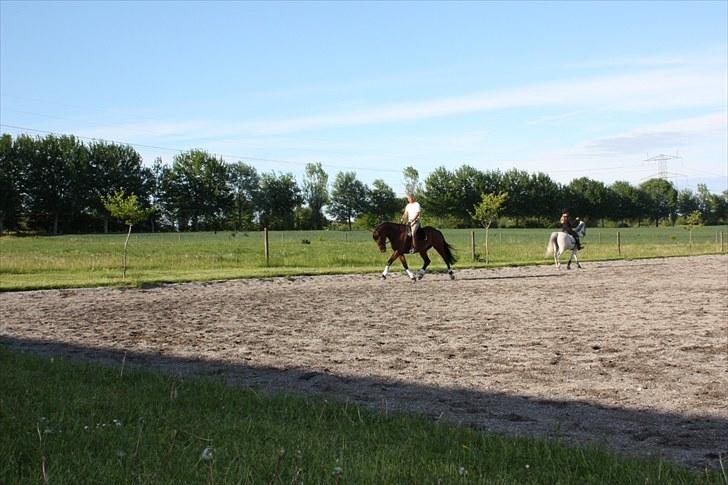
[103,191,154,278]
[566,177,610,225]
[329,171,368,231]
[257,172,302,230]
[228,162,260,231]
[302,162,329,229]
[501,169,532,224]
[696,184,722,225]
[149,157,168,232]
[403,166,421,197]
[0,134,22,234]
[422,167,458,225]
[610,181,642,226]
[88,140,151,233]
[364,179,400,225]
[470,192,508,264]
[677,189,700,219]
[639,178,678,227]
[161,150,232,231]
[22,134,90,234]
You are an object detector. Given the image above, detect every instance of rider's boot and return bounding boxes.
[576,237,583,250]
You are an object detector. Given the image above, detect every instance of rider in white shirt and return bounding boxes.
[401,193,422,253]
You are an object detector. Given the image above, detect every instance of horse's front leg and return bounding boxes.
[554,247,562,269]
[381,250,401,279]
[398,254,416,282]
[567,250,575,270]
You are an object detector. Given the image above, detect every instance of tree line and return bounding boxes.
[1,133,726,235]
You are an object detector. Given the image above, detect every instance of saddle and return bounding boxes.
[407,226,426,241]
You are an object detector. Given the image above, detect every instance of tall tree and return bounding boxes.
[527,172,561,221]
[566,177,610,224]
[403,166,422,197]
[329,171,368,230]
[677,188,700,218]
[501,169,532,224]
[302,162,329,229]
[365,179,400,224]
[88,140,151,233]
[257,171,302,230]
[0,134,22,234]
[639,178,678,227]
[422,167,458,224]
[451,165,488,226]
[610,181,641,225]
[161,149,232,231]
[228,162,260,230]
[22,134,90,234]
[696,184,722,225]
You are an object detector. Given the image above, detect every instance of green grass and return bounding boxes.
[1,226,726,290]
[1,347,722,484]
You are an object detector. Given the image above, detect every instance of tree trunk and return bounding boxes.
[485,224,491,265]
[53,213,59,235]
[104,216,109,234]
[123,224,132,278]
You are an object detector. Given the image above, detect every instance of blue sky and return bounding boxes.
[1,1,726,195]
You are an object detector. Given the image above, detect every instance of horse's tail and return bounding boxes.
[545,232,558,257]
[440,233,457,265]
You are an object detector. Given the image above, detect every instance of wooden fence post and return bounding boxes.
[721,232,724,253]
[471,231,476,261]
[264,227,269,265]
[617,231,621,256]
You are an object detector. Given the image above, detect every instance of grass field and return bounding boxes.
[2,348,723,484]
[1,225,726,291]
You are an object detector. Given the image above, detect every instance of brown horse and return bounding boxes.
[372,222,456,281]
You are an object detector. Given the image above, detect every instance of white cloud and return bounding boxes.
[582,112,727,155]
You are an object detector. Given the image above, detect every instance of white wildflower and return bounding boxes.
[201,447,214,461]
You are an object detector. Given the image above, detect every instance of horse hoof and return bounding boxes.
[449,273,455,280]
[381,275,387,280]
[417,274,424,280]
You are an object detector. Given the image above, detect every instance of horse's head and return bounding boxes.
[372,226,387,253]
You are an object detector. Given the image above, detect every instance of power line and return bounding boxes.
[0,122,402,174]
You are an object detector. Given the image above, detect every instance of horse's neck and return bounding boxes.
[383,223,406,243]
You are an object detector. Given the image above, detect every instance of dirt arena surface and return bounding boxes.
[2,255,727,469]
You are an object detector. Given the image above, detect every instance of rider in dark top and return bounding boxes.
[560,209,583,250]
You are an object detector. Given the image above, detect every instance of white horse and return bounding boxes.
[545,220,586,269]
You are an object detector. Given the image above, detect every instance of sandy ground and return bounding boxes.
[1,255,727,469]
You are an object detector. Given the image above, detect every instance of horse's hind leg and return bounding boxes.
[573,250,582,269]
[417,251,431,280]
[399,254,416,282]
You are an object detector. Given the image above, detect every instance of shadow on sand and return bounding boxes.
[1,336,725,470]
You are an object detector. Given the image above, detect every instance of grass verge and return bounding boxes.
[1,347,723,484]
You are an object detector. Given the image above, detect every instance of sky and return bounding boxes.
[1,1,727,195]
